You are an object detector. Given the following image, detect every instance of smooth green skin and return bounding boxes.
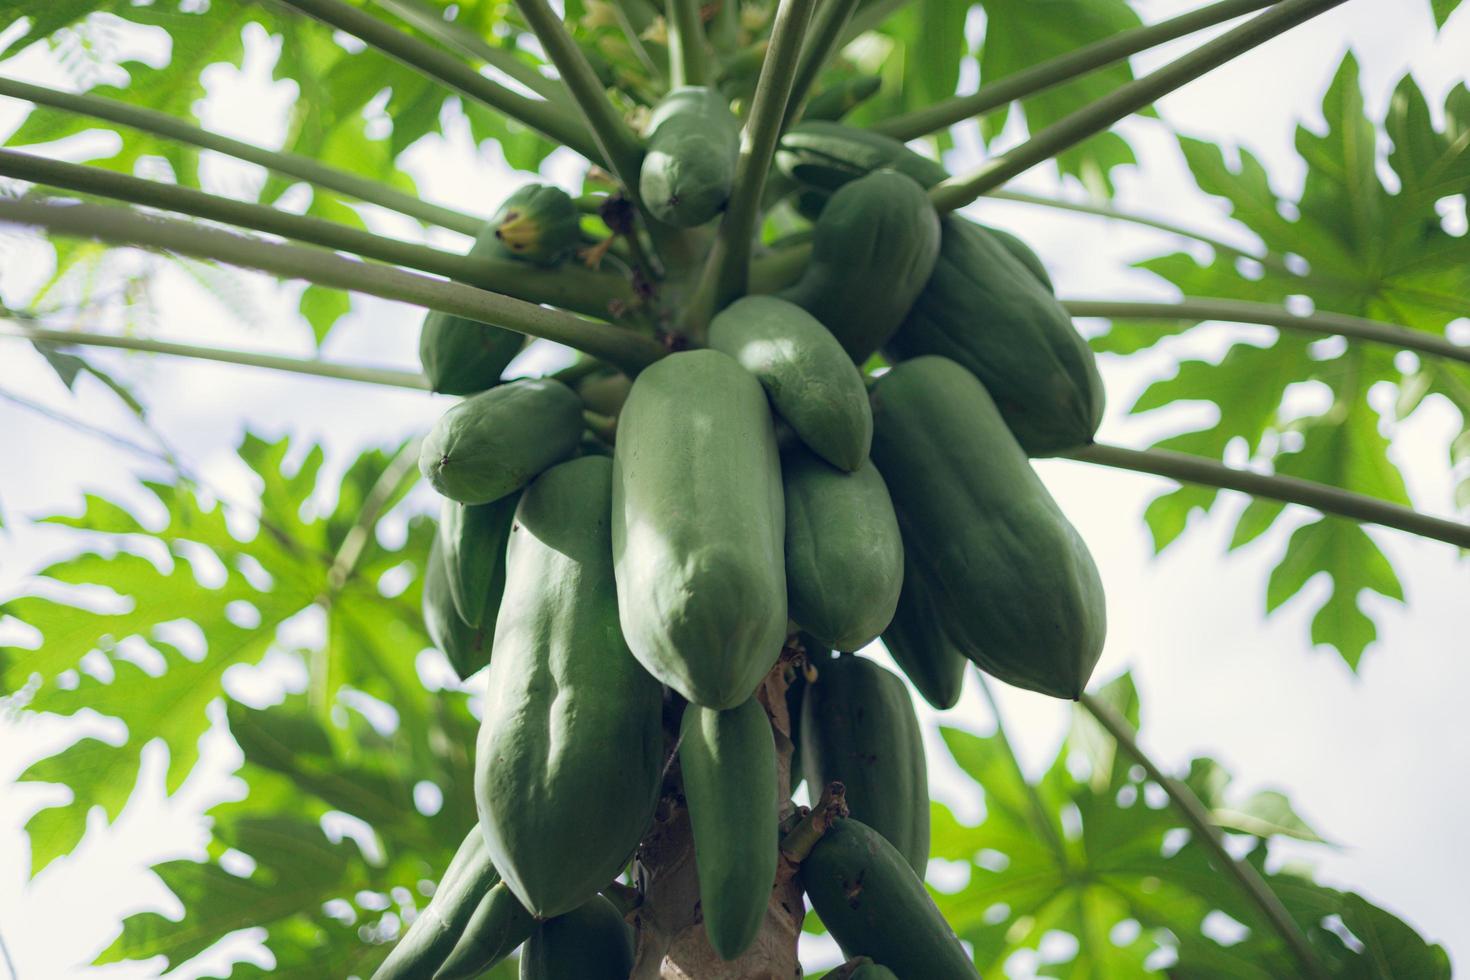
[419,378,583,505]
[802,818,980,980]
[880,553,967,710]
[640,86,740,227]
[518,895,634,980]
[803,75,882,122]
[476,457,664,919]
[869,357,1107,700]
[423,536,489,679]
[492,183,581,266]
[774,121,947,191]
[886,217,1103,456]
[983,223,1054,293]
[678,698,779,961]
[574,369,632,417]
[800,655,929,872]
[782,450,904,652]
[612,350,788,709]
[780,170,941,363]
[433,881,535,980]
[438,494,518,628]
[850,963,902,979]
[708,295,872,472]
[418,228,525,396]
[372,828,499,980]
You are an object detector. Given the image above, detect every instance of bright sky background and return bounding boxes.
[0,0,1467,976]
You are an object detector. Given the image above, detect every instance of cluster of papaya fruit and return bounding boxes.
[386,88,1107,979]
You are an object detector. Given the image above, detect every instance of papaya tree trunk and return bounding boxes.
[630,647,806,979]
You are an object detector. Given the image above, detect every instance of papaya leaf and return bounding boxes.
[1430,0,1465,30]
[1094,54,1469,668]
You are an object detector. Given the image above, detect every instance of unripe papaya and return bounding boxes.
[433,881,534,979]
[372,828,501,980]
[419,378,583,505]
[800,655,928,872]
[438,495,518,629]
[802,818,979,979]
[851,965,901,980]
[678,698,779,960]
[983,223,1054,293]
[518,894,634,980]
[422,536,489,679]
[881,554,967,710]
[492,183,581,266]
[779,170,941,363]
[802,75,882,122]
[476,456,663,919]
[869,356,1106,699]
[573,369,633,417]
[782,450,904,651]
[418,228,526,396]
[708,295,871,472]
[775,121,947,191]
[640,86,741,227]
[612,349,787,709]
[886,217,1102,455]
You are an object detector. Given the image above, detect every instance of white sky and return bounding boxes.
[0,0,1467,976]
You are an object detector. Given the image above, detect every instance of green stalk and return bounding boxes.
[610,0,668,89]
[0,150,632,318]
[512,0,646,191]
[874,0,1280,141]
[930,0,1348,212]
[2,323,429,389]
[1068,443,1470,550]
[0,199,668,373]
[1065,298,1470,368]
[833,0,906,49]
[0,75,483,235]
[277,0,602,162]
[1079,693,1329,980]
[709,0,819,310]
[370,0,570,103]
[667,0,709,86]
[784,0,862,127]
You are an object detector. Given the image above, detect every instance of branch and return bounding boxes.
[783,0,862,128]
[873,0,1279,141]
[1065,297,1470,368]
[511,0,646,191]
[667,0,708,86]
[709,0,819,309]
[1,322,429,389]
[929,0,1348,212]
[0,199,668,373]
[0,149,632,318]
[1079,692,1328,980]
[0,75,483,235]
[1068,443,1470,550]
[276,0,602,162]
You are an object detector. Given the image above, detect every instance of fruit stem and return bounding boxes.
[783,0,862,128]
[1079,692,1329,980]
[778,781,848,864]
[668,0,709,86]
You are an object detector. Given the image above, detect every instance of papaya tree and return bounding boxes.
[0,0,1464,976]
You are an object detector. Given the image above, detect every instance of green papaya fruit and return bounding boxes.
[372,828,500,980]
[851,964,901,980]
[678,698,779,960]
[418,228,526,396]
[802,75,882,122]
[573,369,633,417]
[880,553,967,711]
[612,349,787,710]
[886,217,1103,455]
[433,881,535,980]
[779,170,941,363]
[438,495,518,629]
[774,121,947,191]
[782,450,904,651]
[518,894,634,980]
[476,456,664,918]
[800,655,928,872]
[423,536,490,679]
[419,378,583,504]
[869,356,1106,699]
[640,86,741,227]
[802,818,979,979]
[983,223,1054,293]
[492,183,581,266]
[708,295,872,472]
